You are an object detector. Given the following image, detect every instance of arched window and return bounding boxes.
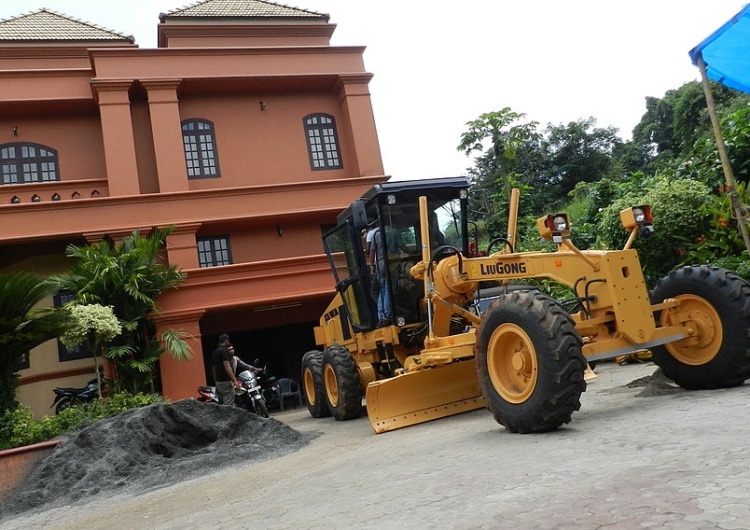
[0,143,59,184]
[182,119,220,178]
[304,114,342,170]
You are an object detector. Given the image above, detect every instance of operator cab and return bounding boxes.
[322,177,469,332]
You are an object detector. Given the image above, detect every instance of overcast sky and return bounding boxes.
[0,1,747,181]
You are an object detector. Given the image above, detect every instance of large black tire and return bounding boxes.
[649,265,750,389]
[475,290,587,433]
[322,345,362,421]
[301,350,331,418]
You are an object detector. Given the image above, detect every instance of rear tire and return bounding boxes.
[55,397,79,415]
[649,265,750,389]
[301,350,331,418]
[475,291,586,433]
[322,345,362,421]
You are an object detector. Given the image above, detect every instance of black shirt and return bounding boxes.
[212,345,232,382]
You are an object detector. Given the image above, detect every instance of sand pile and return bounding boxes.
[626,367,682,397]
[0,399,315,520]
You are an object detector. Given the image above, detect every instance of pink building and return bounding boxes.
[0,0,385,417]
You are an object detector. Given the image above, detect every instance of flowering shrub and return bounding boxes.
[60,304,121,350]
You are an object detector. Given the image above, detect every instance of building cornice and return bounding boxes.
[0,175,387,244]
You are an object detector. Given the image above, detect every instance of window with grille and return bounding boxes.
[182,119,220,178]
[197,236,232,267]
[54,290,92,362]
[0,143,59,184]
[304,114,342,170]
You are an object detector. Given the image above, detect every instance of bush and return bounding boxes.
[597,178,713,286]
[0,392,164,450]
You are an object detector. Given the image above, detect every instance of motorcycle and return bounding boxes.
[255,362,280,411]
[51,378,99,415]
[197,370,270,418]
[236,369,269,418]
[197,384,220,404]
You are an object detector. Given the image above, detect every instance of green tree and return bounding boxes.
[0,272,72,414]
[458,108,541,243]
[675,107,750,189]
[52,228,191,394]
[538,118,623,203]
[631,81,750,173]
[61,303,122,396]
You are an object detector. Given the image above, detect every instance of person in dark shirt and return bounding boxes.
[212,333,241,406]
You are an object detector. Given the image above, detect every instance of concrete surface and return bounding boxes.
[3,361,750,530]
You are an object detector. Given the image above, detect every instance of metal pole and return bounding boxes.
[697,53,750,257]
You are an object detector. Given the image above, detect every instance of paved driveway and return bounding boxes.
[3,362,750,530]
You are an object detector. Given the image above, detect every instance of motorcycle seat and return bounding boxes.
[54,386,91,393]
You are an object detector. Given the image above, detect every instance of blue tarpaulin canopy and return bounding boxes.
[689,4,750,255]
[689,4,750,94]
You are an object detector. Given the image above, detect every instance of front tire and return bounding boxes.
[301,350,331,418]
[322,345,362,421]
[256,398,269,418]
[649,265,750,389]
[475,291,586,433]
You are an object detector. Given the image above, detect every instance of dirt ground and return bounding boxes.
[0,399,317,522]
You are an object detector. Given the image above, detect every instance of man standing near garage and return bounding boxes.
[212,333,241,406]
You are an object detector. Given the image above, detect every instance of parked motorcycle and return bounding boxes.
[51,378,99,414]
[255,361,280,411]
[197,384,219,404]
[236,369,269,418]
[197,370,270,418]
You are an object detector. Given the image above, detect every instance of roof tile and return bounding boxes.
[0,8,133,43]
[164,0,329,21]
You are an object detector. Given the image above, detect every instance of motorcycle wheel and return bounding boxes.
[55,397,80,415]
[257,399,269,418]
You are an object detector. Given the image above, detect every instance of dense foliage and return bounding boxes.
[51,228,191,394]
[0,392,163,450]
[0,273,72,414]
[460,81,750,286]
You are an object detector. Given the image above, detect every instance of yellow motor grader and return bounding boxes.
[302,177,750,433]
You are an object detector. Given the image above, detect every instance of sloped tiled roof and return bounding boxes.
[163,0,329,22]
[0,9,134,43]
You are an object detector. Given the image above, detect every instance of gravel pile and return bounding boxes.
[626,367,682,397]
[0,399,315,520]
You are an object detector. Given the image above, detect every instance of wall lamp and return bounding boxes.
[259,100,266,111]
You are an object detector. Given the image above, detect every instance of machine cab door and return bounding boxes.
[322,220,378,332]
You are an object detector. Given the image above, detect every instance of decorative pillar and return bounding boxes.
[153,310,205,401]
[164,223,201,270]
[91,80,140,196]
[142,80,189,193]
[336,74,384,176]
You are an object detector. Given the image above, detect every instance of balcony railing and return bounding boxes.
[0,178,109,206]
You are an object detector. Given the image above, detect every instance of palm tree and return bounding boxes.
[52,227,191,394]
[0,272,72,413]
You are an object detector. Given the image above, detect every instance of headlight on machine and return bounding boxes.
[619,205,653,230]
[536,213,571,242]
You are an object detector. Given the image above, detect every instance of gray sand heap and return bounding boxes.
[1,399,316,519]
[626,366,682,397]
